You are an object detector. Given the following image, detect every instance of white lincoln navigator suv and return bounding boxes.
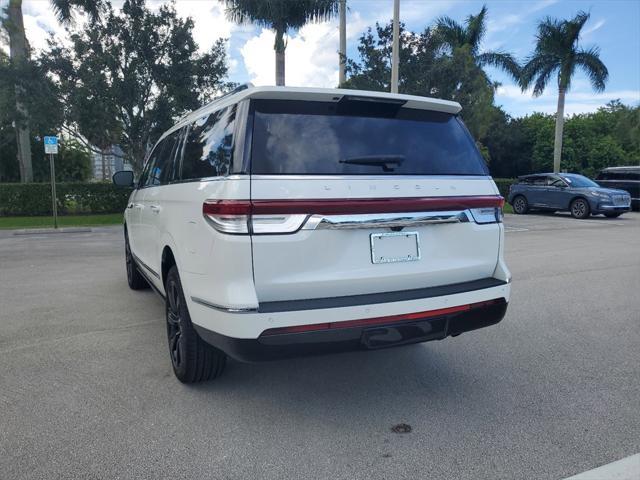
[113,85,511,383]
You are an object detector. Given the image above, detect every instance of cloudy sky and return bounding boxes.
[6,0,640,117]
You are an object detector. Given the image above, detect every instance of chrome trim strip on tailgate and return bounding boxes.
[303,211,468,230]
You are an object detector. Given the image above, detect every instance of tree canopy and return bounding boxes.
[41,0,230,172]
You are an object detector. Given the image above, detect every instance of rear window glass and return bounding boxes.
[250,100,488,176]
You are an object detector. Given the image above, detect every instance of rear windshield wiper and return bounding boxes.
[340,155,405,172]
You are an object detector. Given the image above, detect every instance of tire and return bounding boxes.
[604,212,622,218]
[125,230,149,290]
[512,195,529,214]
[165,265,227,383]
[570,198,591,219]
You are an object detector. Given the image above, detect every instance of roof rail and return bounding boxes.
[178,82,254,122]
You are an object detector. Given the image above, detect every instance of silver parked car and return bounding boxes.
[508,173,631,219]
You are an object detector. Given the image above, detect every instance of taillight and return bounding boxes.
[203,200,307,234]
[203,196,505,234]
[469,207,503,224]
[469,197,504,224]
[203,200,251,234]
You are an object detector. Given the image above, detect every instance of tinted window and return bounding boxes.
[140,141,167,187]
[181,105,237,180]
[532,177,544,185]
[561,174,599,188]
[157,129,183,185]
[142,131,182,187]
[250,100,488,175]
[548,176,566,187]
[600,171,640,181]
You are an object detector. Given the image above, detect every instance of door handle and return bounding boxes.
[149,205,161,214]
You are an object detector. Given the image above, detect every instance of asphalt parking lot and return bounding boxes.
[1,212,639,480]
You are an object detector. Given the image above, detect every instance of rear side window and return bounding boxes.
[158,129,183,184]
[181,105,237,180]
[142,130,182,187]
[140,141,166,187]
[250,100,488,176]
[519,176,546,185]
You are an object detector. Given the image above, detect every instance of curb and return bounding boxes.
[12,227,93,235]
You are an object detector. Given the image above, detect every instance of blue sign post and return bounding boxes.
[44,136,59,228]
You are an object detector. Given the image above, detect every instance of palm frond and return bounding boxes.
[574,47,608,92]
[532,63,557,97]
[434,16,466,50]
[465,4,487,54]
[221,0,338,30]
[51,0,105,24]
[520,54,558,91]
[565,11,590,47]
[477,51,520,81]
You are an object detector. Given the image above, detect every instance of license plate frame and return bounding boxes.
[370,231,421,264]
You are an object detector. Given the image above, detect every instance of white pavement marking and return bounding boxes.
[505,227,529,232]
[562,453,640,480]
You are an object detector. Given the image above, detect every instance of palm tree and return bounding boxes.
[50,0,105,24]
[435,5,520,81]
[2,0,105,182]
[221,0,338,86]
[521,11,608,173]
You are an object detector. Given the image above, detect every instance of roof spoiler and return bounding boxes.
[179,83,254,122]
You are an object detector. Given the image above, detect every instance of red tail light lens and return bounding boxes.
[261,299,502,336]
[203,200,252,234]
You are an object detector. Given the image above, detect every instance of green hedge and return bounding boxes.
[0,182,133,216]
[493,178,517,198]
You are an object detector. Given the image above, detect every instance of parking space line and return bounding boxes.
[562,453,640,480]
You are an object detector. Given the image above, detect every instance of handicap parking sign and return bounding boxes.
[44,136,58,154]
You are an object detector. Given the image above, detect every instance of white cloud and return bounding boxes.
[485,0,558,50]
[171,1,236,51]
[496,84,640,115]
[8,0,64,53]
[238,0,459,88]
[582,19,606,38]
[4,0,236,55]
[241,22,339,87]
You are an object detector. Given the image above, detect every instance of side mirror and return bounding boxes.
[112,170,134,187]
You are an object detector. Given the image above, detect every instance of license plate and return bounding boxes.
[370,231,420,264]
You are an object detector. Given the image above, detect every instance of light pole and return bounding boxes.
[390,0,400,93]
[338,0,346,86]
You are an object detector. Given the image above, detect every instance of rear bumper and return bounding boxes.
[194,298,508,362]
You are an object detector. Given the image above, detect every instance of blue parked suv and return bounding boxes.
[508,173,631,219]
